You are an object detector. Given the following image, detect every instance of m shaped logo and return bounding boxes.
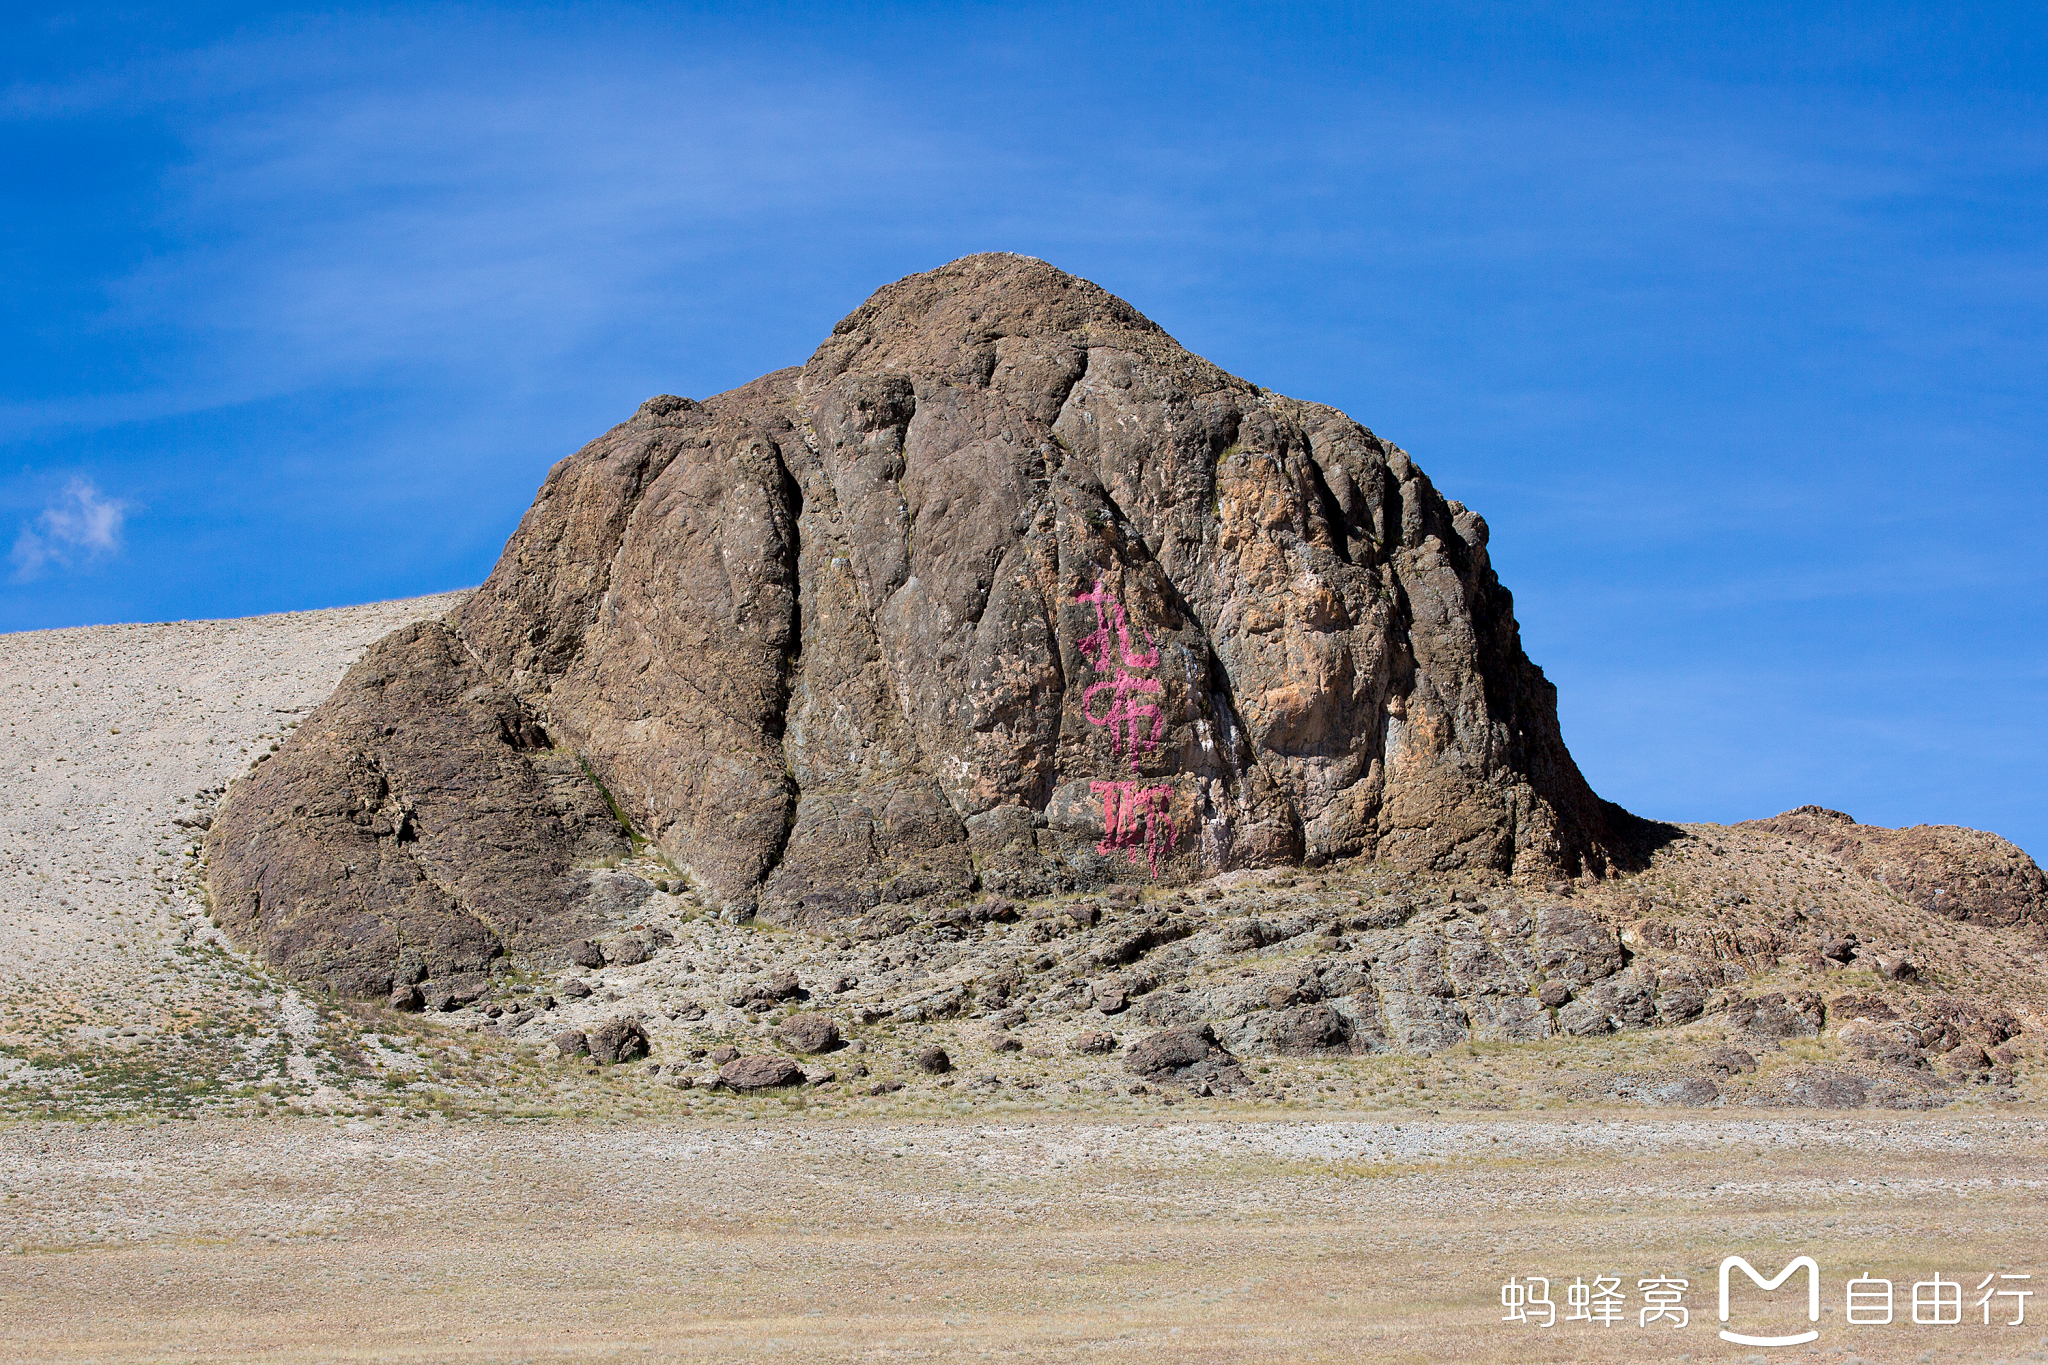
[1719,1255,1822,1346]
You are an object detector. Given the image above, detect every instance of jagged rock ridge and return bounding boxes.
[210,253,1641,995]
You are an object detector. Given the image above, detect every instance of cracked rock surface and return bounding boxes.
[209,253,1648,993]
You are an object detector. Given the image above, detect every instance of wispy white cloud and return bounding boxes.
[12,478,129,580]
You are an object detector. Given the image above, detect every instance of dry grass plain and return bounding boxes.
[3,1110,2047,1365]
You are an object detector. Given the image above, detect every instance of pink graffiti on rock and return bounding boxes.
[1076,578,1164,770]
[1077,577,1179,878]
[1076,578,1159,671]
[1091,780,1178,880]
[1082,669,1164,768]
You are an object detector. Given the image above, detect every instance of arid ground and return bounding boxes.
[4,596,2044,1364]
[3,1111,2046,1364]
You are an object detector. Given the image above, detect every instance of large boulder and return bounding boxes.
[207,254,1640,988]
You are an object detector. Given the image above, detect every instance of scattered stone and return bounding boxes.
[708,1045,738,1065]
[1070,1030,1118,1055]
[671,999,707,1022]
[387,984,424,1012]
[1702,1045,1757,1077]
[1536,981,1571,1008]
[586,1018,650,1064]
[778,1013,841,1054]
[553,1029,589,1058]
[727,970,805,1010]
[915,1046,952,1074]
[987,1033,1023,1053]
[568,940,605,969]
[718,1055,803,1090]
[559,978,592,999]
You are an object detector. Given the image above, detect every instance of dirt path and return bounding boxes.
[3,1111,2045,1363]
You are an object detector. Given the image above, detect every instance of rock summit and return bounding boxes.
[209,253,1639,996]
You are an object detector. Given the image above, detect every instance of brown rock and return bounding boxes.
[777,1013,841,1054]
[214,255,1642,977]
[914,1046,952,1074]
[1702,1045,1757,1077]
[1069,1029,1118,1054]
[586,1018,649,1064]
[553,1029,589,1058]
[1751,805,2046,928]
[718,1055,804,1090]
[1536,981,1570,1008]
[203,620,635,995]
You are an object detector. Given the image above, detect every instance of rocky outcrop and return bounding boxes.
[203,620,635,998]
[1748,806,2046,929]
[208,254,1638,992]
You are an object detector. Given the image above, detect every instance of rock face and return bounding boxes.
[208,254,1637,992]
[204,620,635,997]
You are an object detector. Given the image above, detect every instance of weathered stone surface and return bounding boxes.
[777,1013,841,1054]
[718,1055,804,1090]
[1750,806,2046,928]
[915,1045,952,1074]
[586,1017,649,1064]
[203,620,634,995]
[214,254,1644,977]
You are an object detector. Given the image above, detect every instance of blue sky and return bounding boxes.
[6,2,2045,857]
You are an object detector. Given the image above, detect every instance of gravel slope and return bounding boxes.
[0,594,467,1062]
